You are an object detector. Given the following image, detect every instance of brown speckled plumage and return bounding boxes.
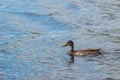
[63,40,102,56]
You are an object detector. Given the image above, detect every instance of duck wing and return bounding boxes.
[75,48,102,56]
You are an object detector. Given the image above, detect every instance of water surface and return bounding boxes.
[0,0,120,80]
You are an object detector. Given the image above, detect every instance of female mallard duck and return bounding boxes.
[63,40,102,56]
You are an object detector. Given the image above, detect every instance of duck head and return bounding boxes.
[63,40,74,47]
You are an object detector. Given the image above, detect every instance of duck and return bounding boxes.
[63,40,102,56]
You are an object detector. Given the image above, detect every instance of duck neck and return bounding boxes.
[70,45,74,52]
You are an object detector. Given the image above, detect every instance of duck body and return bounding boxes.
[69,48,101,56]
[63,40,102,56]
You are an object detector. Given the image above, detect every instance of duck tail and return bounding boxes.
[99,48,104,54]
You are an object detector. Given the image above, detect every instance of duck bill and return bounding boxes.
[62,44,67,47]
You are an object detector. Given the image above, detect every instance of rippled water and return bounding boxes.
[0,0,120,80]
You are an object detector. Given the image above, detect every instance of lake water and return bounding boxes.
[0,0,120,80]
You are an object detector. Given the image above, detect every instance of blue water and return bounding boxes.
[0,0,120,80]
